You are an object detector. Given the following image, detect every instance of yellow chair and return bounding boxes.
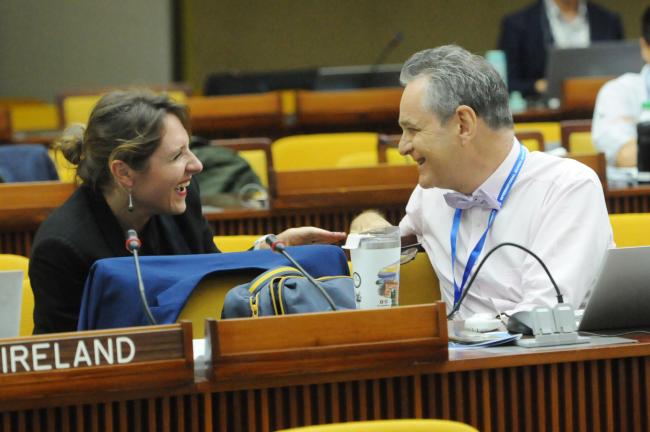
[48,148,77,183]
[177,270,258,335]
[272,133,379,171]
[376,134,417,166]
[60,90,188,128]
[566,131,594,153]
[560,120,595,154]
[0,254,34,336]
[514,122,561,148]
[210,138,273,188]
[10,103,59,132]
[385,147,415,165]
[277,419,478,432]
[609,213,650,247]
[514,130,545,152]
[213,235,259,252]
[239,149,270,187]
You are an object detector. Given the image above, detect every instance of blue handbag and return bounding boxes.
[222,266,355,318]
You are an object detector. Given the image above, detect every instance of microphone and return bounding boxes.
[365,31,404,88]
[265,235,337,311]
[447,242,564,319]
[125,229,141,252]
[125,229,157,325]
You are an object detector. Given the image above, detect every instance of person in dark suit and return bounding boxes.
[29,90,345,334]
[498,0,623,97]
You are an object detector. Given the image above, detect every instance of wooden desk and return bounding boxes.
[1,333,648,431]
[607,184,650,213]
[3,179,650,257]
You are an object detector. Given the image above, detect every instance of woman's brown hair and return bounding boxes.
[56,90,188,190]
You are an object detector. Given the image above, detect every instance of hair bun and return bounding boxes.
[57,124,86,165]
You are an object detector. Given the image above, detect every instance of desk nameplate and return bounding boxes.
[0,322,193,403]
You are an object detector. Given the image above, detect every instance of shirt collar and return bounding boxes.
[472,138,523,201]
[544,0,587,22]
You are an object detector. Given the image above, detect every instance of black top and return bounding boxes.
[29,179,218,334]
[498,1,623,96]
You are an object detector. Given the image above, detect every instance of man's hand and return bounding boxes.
[258,227,347,249]
[350,210,392,233]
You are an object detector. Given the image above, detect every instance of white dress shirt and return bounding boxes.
[400,139,613,319]
[592,65,650,164]
[544,0,590,48]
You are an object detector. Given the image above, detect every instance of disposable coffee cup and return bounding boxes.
[344,226,401,309]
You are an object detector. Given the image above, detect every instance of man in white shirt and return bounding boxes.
[356,45,613,319]
[592,7,650,167]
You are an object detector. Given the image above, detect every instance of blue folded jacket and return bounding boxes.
[78,245,350,330]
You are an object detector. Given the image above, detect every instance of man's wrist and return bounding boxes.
[253,234,273,250]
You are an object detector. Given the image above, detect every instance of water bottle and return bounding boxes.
[485,50,507,87]
[509,91,527,114]
[344,226,401,309]
[637,101,650,182]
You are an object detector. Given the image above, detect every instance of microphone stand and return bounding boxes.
[364,31,403,88]
[126,230,157,325]
[449,241,588,348]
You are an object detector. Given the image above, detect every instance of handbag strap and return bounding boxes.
[248,266,302,294]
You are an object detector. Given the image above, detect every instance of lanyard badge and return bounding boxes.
[450,144,526,308]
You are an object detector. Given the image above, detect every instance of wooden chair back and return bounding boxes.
[515,130,545,152]
[0,107,12,142]
[377,134,415,165]
[0,181,75,230]
[273,164,417,196]
[562,75,613,111]
[560,119,593,153]
[295,88,402,127]
[187,92,284,137]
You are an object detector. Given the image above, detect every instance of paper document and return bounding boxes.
[449,331,522,349]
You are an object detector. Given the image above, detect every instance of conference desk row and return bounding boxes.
[1,174,649,257]
[0,303,648,432]
[3,87,590,145]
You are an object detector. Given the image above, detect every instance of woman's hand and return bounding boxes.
[269,227,347,248]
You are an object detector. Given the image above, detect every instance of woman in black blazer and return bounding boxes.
[29,91,345,334]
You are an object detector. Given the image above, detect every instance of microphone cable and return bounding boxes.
[447,242,563,319]
[265,235,338,311]
[125,229,157,325]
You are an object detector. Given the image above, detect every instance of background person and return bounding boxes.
[355,45,612,318]
[592,6,650,167]
[29,90,345,334]
[498,0,623,97]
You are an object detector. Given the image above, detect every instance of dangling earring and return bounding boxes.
[127,191,134,212]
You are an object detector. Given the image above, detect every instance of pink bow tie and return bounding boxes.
[443,189,501,210]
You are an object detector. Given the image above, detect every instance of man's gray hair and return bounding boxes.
[400,45,513,129]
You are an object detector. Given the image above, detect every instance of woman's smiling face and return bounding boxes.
[130,113,203,217]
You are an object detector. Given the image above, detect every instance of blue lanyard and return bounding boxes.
[450,144,526,307]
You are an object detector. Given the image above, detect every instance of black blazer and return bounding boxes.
[497,1,623,96]
[29,179,218,334]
